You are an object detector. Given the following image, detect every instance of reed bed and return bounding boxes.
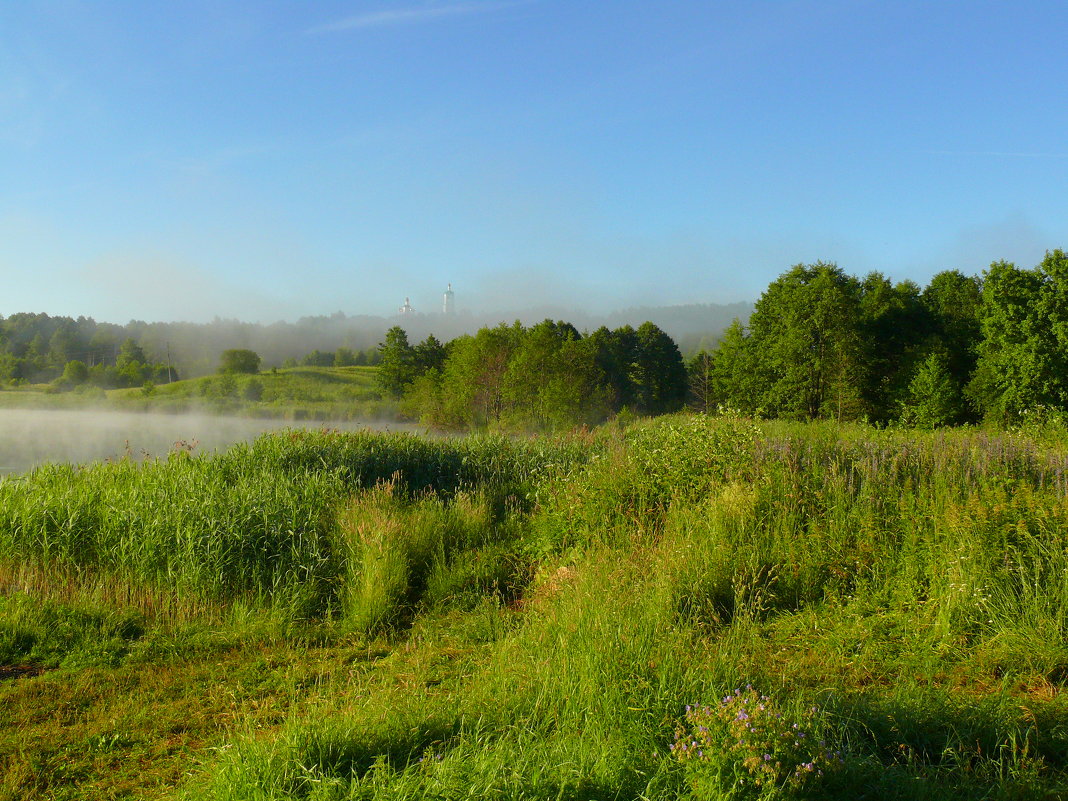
[0,429,584,623]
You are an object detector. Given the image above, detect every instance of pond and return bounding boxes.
[0,408,421,475]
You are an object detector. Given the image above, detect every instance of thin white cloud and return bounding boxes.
[307,2,525,34]
[924,149,1068,159]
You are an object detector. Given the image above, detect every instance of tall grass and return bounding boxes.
[5,415,1068,798]
[191,416,1068,800]
[0,429,585,623]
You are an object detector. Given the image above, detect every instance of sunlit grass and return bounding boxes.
[3,417,1068,799]
[110,365,396,420]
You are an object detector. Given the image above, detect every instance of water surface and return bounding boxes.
[0,408,420,476]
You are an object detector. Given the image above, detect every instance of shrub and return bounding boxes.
[218,349,261,375]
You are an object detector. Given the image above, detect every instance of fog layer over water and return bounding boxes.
[0,409,420,475]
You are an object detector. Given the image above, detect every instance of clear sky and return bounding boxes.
[2,1,1066,324]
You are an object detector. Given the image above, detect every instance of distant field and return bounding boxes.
[0,366,398,422]
[2,416,1067,799]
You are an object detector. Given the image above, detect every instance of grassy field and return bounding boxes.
[0,366,395,421]
[2,416,1068,799]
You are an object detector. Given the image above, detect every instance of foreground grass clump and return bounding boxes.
[4,417,1068,799]
[0,428,584,622]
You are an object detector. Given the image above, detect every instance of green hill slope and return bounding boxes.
[109,365,392,420]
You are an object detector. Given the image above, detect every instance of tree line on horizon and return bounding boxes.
[0,315,177,391]
[0,302,748,383]
[6,249,1066,430]
[690,249,1068,427]
[377,248,1068,431]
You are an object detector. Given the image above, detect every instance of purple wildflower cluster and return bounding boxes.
[671,685,843,790]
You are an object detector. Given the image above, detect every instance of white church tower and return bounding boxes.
[443,283,455,315]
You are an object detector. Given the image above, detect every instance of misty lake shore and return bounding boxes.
[0,407,423,476]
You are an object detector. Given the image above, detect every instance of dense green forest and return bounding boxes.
[372,249,1068,431]
[0,319,179,390]
[692,250,1068,427]
[377,319,689,430]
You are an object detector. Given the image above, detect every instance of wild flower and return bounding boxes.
[672,687,844,791]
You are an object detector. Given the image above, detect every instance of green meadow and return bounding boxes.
[2,416,1067,799]
[0,366,394,421]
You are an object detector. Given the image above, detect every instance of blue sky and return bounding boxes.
[2,0,1066,323]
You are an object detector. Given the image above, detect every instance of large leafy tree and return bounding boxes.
[921,270,982,387]
[413,334,448,374]
[746,263,865,420]
[587,325,638,411]
[708,318,758,413]
[687,350,715,413]
[437,322,524,428]
[218,348,261,375]
[968,260,1056,422]
[116,338,147,368]
[48,325,80,367]
[632,322,687,415]
[900,352,961,429]
[1036,248,1068,400]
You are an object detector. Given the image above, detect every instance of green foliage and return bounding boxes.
[301,348,335,367]
[413,334,447,374]
[61,359,89,385]
[673,688,843,794]
[0,429,583,618]
[969,251,1068,423]
[106,365,387,419]
[333,347,357,367]
[424,323,517,428]
[116,338,146,368]
[900,351,963,428]
[707,318,755,412]
[242,377,264,402]
[218,348,262,375]
[0,595,146,669]
[398,319,688,432]
[922,270,982,395]
[501,320,611,430]
[336,484,521,632]
[376,326,418,397]
[858,273,931,422]
[687,350,715,412]
[588,324,638,409]
[632,321,689,415]
[746,263,866,421]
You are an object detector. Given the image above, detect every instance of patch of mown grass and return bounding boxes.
[0,594,146,669]
[0,618,413,801]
